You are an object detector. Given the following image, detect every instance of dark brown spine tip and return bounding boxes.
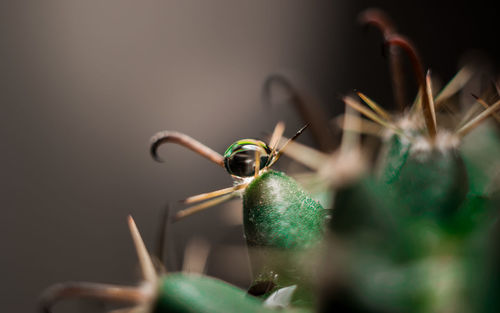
[358,8,396,36]
[156,204,171,265]
[290,123,310,141]
[150,130,224,167]
[149,131,225,167]
[150,143,164,163]
[384,34,426,87]
[471,93,480,100]
[150,131,173,163]
[360,10,406,111]
[385,34,436,139]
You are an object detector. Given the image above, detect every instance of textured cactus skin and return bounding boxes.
[243,170,326,306]
[243,170,326,249]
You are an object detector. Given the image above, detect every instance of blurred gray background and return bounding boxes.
[1,1,498,312]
